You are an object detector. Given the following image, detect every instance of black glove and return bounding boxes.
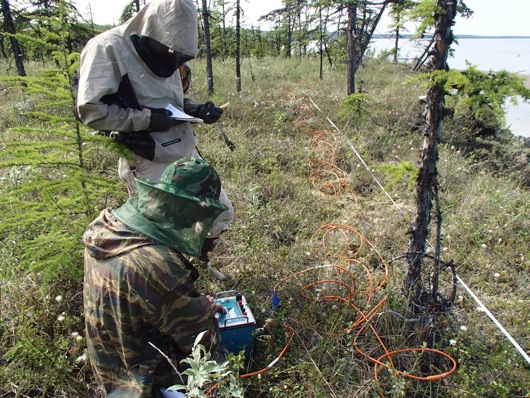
[196,101,223,124]
[148,108,176,131]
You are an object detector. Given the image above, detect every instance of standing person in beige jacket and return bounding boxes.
[76,0,233,264]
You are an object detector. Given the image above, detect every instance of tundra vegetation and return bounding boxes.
[0,1,529,397]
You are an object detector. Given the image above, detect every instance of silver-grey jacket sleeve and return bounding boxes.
[76,38,151,132]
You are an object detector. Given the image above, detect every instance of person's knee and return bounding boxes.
[210,189,233,236]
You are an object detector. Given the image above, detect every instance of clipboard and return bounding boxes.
[164,104,203,123]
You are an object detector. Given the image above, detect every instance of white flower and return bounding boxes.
[75,351,88,364]
[57,315,65,322]
[55,295,63,302]
[449,339,457,346]
[480,244,487,249]
[460,325,468,331]
[494,273,500,278]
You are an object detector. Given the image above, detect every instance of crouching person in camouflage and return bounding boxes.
[83,157,227,397]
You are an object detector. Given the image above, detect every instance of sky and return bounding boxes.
[73,0,530,37]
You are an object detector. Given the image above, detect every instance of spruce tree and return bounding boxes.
[0,3,125,282]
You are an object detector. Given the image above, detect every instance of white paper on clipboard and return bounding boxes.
[164,104,203,123]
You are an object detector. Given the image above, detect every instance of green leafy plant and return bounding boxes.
[162,331,244,398]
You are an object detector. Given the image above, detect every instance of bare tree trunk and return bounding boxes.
[318,5,323,80]
[220,0,227,60]
[405,0,458,314]
[346,1,387,95]
[286,13,292,58]
[1,0,26,77]
[201,0,214,95]
[235,0,241,93]
[346,4,357,95]
[391,0,410,63]
[393,16,400,63]
[296,0,303,60]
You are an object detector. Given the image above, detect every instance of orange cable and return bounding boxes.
[207,122,457,395]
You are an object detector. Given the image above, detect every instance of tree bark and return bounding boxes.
[393,15,400,63]
[235,0,241,93]
[346,1,388,95]
[1,0,26,77]
[201,0,214,95]
[405,0,457,314]
[346,3,357,95]
[318,5,323,80]
[286,12,292,58]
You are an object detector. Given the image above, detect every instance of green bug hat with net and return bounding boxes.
[113,157,228,256]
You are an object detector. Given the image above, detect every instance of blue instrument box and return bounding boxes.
[214,290,256,357]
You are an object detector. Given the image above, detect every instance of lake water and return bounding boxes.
[370,37,530,138]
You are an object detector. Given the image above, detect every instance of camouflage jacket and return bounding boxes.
[83,209,220,397]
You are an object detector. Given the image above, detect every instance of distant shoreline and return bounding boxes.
[454,36,530,39]
[373,34,530,40]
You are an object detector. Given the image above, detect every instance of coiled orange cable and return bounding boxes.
[307,130,357,202]
[270,224,456,396]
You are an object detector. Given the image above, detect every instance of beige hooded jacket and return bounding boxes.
[76,0,199,181]
[77,0,233,236]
